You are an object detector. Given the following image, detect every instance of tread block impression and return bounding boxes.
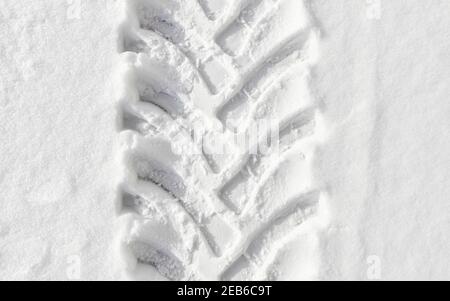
[217,0,280,56]
[221,192,320,280]
[219,109,317,214]
[124,134,238,257]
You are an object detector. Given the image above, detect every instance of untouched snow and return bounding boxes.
[0,0,449,280]
[0,0,122,280]
[310,0,450,280]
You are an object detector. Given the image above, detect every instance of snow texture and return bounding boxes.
[0,0,449,280]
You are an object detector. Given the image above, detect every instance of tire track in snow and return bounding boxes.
[118,0,329,280]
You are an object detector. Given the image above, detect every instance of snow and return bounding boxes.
[0,0,449,280]
[0,0,122,280]
[310,0,450,280]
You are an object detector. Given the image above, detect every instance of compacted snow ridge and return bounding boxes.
[117,0,329,280]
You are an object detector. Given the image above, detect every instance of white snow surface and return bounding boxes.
[0,0,449,280]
